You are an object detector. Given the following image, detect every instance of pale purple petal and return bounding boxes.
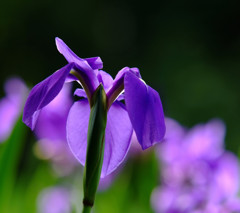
[67,100,132,178]
[124,72,165,150]
[74,88,87,98]
[66,99,89,167]
[101,101,132,177]
[55,37,103,70]
[35,84,72,141]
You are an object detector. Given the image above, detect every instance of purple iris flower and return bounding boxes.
[0,78,28,142]
[152,118,240,213]
[23,38,165,177]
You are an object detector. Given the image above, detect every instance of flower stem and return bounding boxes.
[82,205,92,213]
[82,84,107,212]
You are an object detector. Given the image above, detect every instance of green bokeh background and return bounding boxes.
[0,1,240,212]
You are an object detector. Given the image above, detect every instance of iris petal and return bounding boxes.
[102,101,132,177]
[124,72,165,150]
[96,70,114,91]
[107,67,140,107]
[23,63,73,129]
[23,62,98,129]
[55,37,103,70]
[67,100,132,178]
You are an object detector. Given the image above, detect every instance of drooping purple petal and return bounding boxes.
[55,37,103,70]
[124,72,165,150]
[67,99,132,178]
[23,63,74,129]
[23,62,99,130]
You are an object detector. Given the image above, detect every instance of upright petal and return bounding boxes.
[124,72,165,150]
[67,100,132,178]
[55,37,103,70]
[96,70,114,91]
[107,67,140,107]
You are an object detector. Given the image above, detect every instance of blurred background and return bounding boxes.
[0,0,240,212]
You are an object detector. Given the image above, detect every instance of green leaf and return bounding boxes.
[0,115,28,213]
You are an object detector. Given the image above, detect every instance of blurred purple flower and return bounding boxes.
[23,38,165,177]
[0,78,28,142]
[37,187,72,213]
[152,118,240,213]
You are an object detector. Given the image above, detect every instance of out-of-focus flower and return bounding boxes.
[152,118,240,213]
[23,38,165,177]
[0,78,28,142]
[37,187,72,213]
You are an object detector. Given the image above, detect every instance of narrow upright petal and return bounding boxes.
[55,37,103,70]
[67,100,132,178]
[107,67,140,107]
[96,71,113,91]
[124,72,165,150]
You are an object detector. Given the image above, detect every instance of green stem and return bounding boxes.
[82,84,107,213]
[82,205,92,213]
